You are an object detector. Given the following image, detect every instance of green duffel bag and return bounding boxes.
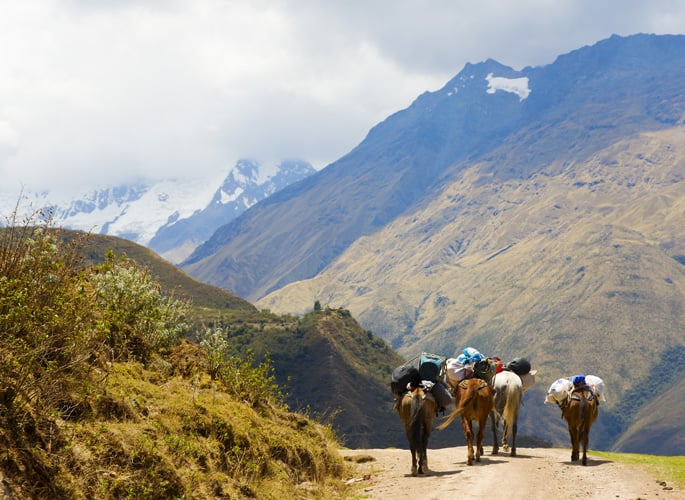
[418,352,445,383]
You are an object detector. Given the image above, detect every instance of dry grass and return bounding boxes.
[0,348,356,499]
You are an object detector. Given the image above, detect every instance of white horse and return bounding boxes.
[490,370,523,456]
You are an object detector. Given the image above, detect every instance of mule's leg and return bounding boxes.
[502,419,510,452]
[410,445,418,476]
[490,412,499,455]
[419,449,429,475]
[419,424,430,474]
[581,428,589,466]
[462,416,475,466]
[475,417,486,462]
[570,427,580,462]
[510,420,517,457]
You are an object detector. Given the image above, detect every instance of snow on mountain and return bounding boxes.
[53,179,219,244]
[1,159,315,262]
[485,73,531,100]
[147,159,316,263]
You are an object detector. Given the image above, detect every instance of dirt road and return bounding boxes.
[341,446,680,499]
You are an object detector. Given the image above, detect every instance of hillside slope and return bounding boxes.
[0,225,353,498]
[228,307,408,448]
[260,125,685,453]
[67,232,410,448]
[611,377,685,455]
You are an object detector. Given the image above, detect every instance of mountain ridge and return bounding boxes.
[182,33,685,300]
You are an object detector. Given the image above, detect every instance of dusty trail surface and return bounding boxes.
[341,446,680,499]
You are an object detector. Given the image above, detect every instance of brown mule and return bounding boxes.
[561,388,599,465]
[438,378,494,465]
[397,386,437,476]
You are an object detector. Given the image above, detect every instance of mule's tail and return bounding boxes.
[579,396,590,439]
[501,381,522,439]
[437,383,478,430]
[409,391,424,447]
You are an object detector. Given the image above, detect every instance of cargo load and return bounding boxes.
[390,363,421,397]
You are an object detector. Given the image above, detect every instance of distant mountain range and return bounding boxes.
[180,33,685,455]
[0,159,315,263]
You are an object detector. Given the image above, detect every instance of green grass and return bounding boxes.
[592,451,685,489]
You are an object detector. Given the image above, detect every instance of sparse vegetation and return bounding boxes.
[0,206,352,498]
[591,451,685,490]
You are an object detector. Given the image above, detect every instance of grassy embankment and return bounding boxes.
[0,220,357,498]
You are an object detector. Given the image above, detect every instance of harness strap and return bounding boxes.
[571,388,596,401]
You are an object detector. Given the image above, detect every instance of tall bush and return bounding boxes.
[0,214,102,420]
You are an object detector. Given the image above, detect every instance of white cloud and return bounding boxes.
[1,0,684,197]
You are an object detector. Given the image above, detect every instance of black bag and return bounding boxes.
[391,364,421,396]
[474,359,496,383]
[507,357,531,375]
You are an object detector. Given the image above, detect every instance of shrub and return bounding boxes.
[218,349,284,410]
[198,323,285,409]
[92,251,190,364]
[200,325,231,380]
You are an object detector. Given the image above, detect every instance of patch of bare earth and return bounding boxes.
[341,447,680,500]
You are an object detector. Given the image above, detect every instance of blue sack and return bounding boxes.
[457,347,483,364]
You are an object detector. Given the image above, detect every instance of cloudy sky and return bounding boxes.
[2,0,685,197]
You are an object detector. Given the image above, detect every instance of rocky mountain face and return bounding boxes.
[180,34,685,454]
[1,159,315,263]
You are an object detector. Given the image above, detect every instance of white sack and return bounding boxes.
[544,377,573,404]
